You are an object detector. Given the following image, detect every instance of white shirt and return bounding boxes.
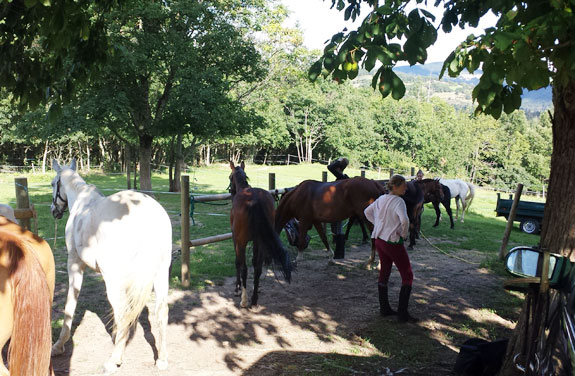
[364,194,409,242]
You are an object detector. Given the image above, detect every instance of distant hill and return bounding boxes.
[353,62,552,115]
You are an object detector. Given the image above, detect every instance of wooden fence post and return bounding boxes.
[361,170,366,178]
[14,177,31,231]
[322,171,328,182]
[411,167,415,177]
[498,183,524,260]
[181,175,190,287]
[389,168,394,178]
[287,155,290,166]
[269,173,276,190]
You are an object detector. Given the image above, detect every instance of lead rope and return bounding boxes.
[419,230,480,265]
[53,220,58,249]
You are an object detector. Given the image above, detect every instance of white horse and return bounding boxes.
[0,204,16,223]
[50,159,172,374]
[438,178,476,222]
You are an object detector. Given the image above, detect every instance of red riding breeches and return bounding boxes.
[375,238,414,286]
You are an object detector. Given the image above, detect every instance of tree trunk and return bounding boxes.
[168,136,175,192]
[42,140,49,173]
[125,144,132,189]
[206,144,211,166]
[139,134,154,191]
[86,144,90,171]
[501,78,575,375]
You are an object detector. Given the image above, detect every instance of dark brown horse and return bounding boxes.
[274,177,386,266]
[229,162,291,308]
[414,178,454,229]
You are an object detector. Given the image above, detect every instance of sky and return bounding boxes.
[280,0,497,64]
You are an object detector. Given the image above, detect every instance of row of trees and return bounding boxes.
[0,0,551,193]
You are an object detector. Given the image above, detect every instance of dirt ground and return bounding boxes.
[46,239,518,376]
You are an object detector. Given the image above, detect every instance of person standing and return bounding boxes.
[327,157,350,181]
[326,158,350,258]
[364,175,418,323]
[415,169,424,180]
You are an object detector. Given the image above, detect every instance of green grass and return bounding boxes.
[0,163,541,290]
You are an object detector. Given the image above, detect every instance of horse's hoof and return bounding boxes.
[407,245,414,251]
[51,344,65,356]
[156,359,168,370]
[103,361,120,375]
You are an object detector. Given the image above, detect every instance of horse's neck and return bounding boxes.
[63,173,102,211]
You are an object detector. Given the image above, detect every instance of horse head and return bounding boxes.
[50,159,76,219]
[228,161,248,195]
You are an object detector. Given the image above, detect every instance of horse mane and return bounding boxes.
[3,230,53,376]
[232,167,250,189]
[62,169,104,197]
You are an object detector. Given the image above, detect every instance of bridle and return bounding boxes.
[52,177,68,217]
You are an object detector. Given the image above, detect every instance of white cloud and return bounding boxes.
[281,0,497,64]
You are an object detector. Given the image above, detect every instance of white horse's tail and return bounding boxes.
[116,273,155,337]
[464,182,476,213]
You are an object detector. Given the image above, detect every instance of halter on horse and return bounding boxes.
[50,159,172,373]
[229,161,291,308]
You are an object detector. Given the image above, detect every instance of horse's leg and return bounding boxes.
[153,258,171,370]
[103,284,130,373]
[235,241,249,308]
[432,201,441,227]
[367,238,376,269]
[460,197,467,222]
[251,243,262,307]
[358,217,370,243]
[234,240,241,296]
[455,197,461,221]
[52,250,86,356]
[344,216,355,241]
[312,222,333,260]
[443,200,455,229]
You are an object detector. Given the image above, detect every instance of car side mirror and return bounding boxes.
[505,246,570,287]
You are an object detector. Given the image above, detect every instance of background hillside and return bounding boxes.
[353,62,552,116]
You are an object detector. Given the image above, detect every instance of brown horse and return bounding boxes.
[0,216,55,376]
[274,177,386,265]
[229,162,291,308]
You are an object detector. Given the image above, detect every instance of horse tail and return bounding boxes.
[5,232,53,376]
[249,199,292,283]
[464,182,476,212]
[115,274,155,341]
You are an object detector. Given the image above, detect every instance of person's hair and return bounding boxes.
[386,174,406,191]
[339,158,349,168]
[417,169,424,175]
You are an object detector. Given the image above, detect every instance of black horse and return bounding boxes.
[414,179,454,229]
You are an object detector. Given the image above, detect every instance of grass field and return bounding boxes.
[0,162,543,288]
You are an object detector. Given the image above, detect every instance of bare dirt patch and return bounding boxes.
[49,241,519,376]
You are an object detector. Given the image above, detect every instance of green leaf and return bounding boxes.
[494,32,515,51]
[371,68,383,90]
[391,73,406,100]
[440,52,455,79]
[376,5,393,15]
[24,0,37,8]
[309,61,323,82]
[365,50,377,71]
[420,9,436,21]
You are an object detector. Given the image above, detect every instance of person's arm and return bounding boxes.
[327,162,346,180]
[364,200,376,224]
[396,200,410,239]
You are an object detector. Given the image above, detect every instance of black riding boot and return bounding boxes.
[378,283,396,316]
[398,285,419,323]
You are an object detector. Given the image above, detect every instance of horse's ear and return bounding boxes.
[240,161,245,170]
[229,161,235,170]
[52,159,61,173]
[70,159,77,171]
